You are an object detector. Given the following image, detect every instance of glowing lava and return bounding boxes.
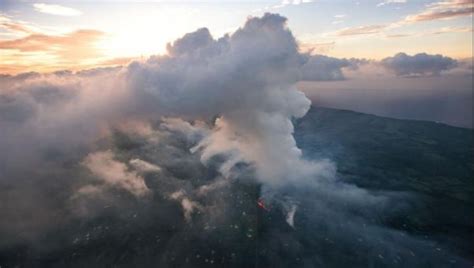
[257,198,270,211]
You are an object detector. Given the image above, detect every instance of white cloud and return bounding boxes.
[381,52,457,76]
[377,0,407,7]
[1,13,336,192]
[273,0,313,9]
[33,3,82,16]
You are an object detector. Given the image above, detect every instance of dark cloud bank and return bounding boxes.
[299,52,472,128]
[381,52,458,77]
[0,13,472,267]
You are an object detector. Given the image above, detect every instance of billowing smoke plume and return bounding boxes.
[0,13,471,267]
[1,12,326,249]
[124,13,334,186]
[1,13,333,189]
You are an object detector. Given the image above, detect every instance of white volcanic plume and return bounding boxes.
[126,13,334,186]
[0,13,334,194]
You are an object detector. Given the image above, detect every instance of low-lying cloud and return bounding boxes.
[0,12,471,267]
[1,12,330,222]
[300,54,354,81]
[381,52,457,77]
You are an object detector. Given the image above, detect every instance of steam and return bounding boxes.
[124,13,334,186]
[285,204,298,228]
[81,151,150,197]
[0,13,470,267]
[0,13,331,188]
[170,190,202,222]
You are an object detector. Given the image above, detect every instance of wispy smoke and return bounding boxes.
[81,151,150,197]
[0,13,471,267]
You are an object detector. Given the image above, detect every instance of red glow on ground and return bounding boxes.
[257,198,270,211]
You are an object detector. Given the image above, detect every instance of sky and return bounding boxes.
[0,0,472,73]
[0,0,473,127]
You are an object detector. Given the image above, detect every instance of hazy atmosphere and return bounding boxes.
[1,1,473,267]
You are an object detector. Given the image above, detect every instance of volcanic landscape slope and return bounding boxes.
[295,106,474,259]
[1,106,473,267]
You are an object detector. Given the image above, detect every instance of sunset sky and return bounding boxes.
[1,0,472,73]
[1,2,473,266]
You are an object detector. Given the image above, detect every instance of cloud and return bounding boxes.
[0,21,34,34]
[406,7,473,21]
[299,52,462,81]
[431,26,473,34]
[99,56,137,66]
[384,33,413,38]
[0,29,105,73]
[272,0,313,9]
[0,30,103,52]
[377,0,407,7]
[384,25,472,38]
[381,52,457,76]
[300,71,473,128]
[33,3,82,16]
[329,0,472,39]
[0,14,43,36]
[126,13,335,186]
[334,25,386,36]
[0,12,333,190]
[404,0,473,22]
[0,17,339,246]
[299,41,335,54]
[300,54,354,81]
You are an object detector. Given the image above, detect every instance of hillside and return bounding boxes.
[295,106,474,259]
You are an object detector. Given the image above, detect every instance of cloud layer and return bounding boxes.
[0,13,471,267]
[381,52,457,76]
[300,54,354,81]
[0,13,333,207]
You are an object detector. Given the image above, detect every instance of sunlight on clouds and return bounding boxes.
[0,0,472,73]
[97,6,206,59]
[0,29,106,73]
[1,6,211,73]
[33,3,82,17]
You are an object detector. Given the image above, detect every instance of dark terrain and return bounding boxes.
[1,106,472,267]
